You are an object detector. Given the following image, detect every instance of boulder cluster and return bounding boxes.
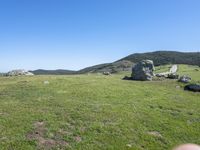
[6,69,34,76]
[178,75,191,83]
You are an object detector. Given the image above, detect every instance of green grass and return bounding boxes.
[155,65,172,73]
[0,65,200,150]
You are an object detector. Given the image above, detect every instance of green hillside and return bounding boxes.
[119,51,200,66]
[77,51,200,74]
[78,60,133,74]
[30,69,76,75]
[28,51,200,75]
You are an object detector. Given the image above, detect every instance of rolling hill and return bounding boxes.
[78,51,200,73]
[30,69,76,75]
[30,51,200,75]
[118,51,200,66]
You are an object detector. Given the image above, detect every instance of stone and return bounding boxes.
[167,73,179,79]
[44,81,49,84]
[103,72,111,75]
[156,73,167,78]
[122,76,133,80]
[179,75,191,83]
[184,84,200,92]
[7,69,34,76]
[131,60,155,81]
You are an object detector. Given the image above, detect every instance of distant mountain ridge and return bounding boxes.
[30,69,76,75]
[30,51,200,75]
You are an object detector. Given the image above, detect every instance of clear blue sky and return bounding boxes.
[0,0,200,72]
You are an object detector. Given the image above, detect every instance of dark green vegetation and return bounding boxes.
[0,65,199,150]
[119,51,200,67]
[29,51,200,75]
[30,69,76,75]
[79,51,200,73]
[78,60,133,74]
[30,60,133,75]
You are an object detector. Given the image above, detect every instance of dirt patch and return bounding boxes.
[74,136,82,142]
[0,112,9,116]
[27,121,69,149]
[147,131,162,138]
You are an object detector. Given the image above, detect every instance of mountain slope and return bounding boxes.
[78,60,133,74]
[78,51,200,74]
[30,69,76,75]
[30,51,200,75]
[118,51,200,66]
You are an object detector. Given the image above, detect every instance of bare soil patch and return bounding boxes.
[27,121,69,149]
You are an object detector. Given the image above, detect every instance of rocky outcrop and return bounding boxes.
[167,73,179,79]
[184,84,200,92]
[156,65,178,78]
[7,69,34,76]
[103,72,111,75]
[122,76,133,80]
[179,75,191,83]
[131,60,155,81]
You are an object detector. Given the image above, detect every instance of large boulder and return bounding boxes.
[7,69,34,76]
[184,84,200,92]
[132,60,155,81]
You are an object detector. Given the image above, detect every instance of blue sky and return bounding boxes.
[0,0,200,72]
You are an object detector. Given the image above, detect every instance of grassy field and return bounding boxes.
[0,65,200,150]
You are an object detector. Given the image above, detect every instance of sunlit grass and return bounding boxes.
[0,65,199,150]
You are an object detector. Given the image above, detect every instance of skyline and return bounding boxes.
[1,0,200,72]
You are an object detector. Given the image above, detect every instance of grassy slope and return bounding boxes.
[0,65,199,150]
[154,65,172,74]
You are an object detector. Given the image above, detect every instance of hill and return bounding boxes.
[30,51,200,75]
[118,51,200,66]
[78,51,200,74]
[78,60,133,74]
[30,69,76,75]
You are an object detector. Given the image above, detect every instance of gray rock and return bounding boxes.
[131,60,155,81]
[184,84,200,92]
[43,81,49,84]
[156,73,167,78]
[122,76,133,80]
[179,75,191,83]
[167,73,179,79]
[7,69,34,76]
[103,72,111,75]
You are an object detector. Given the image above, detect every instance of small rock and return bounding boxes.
[147,131,162,138]
[179,75,191,83]
[103,72,111,75]
[126,144,132,148]
[122,76,133,80]
[167,73,179,79]
[43,81,49,84]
